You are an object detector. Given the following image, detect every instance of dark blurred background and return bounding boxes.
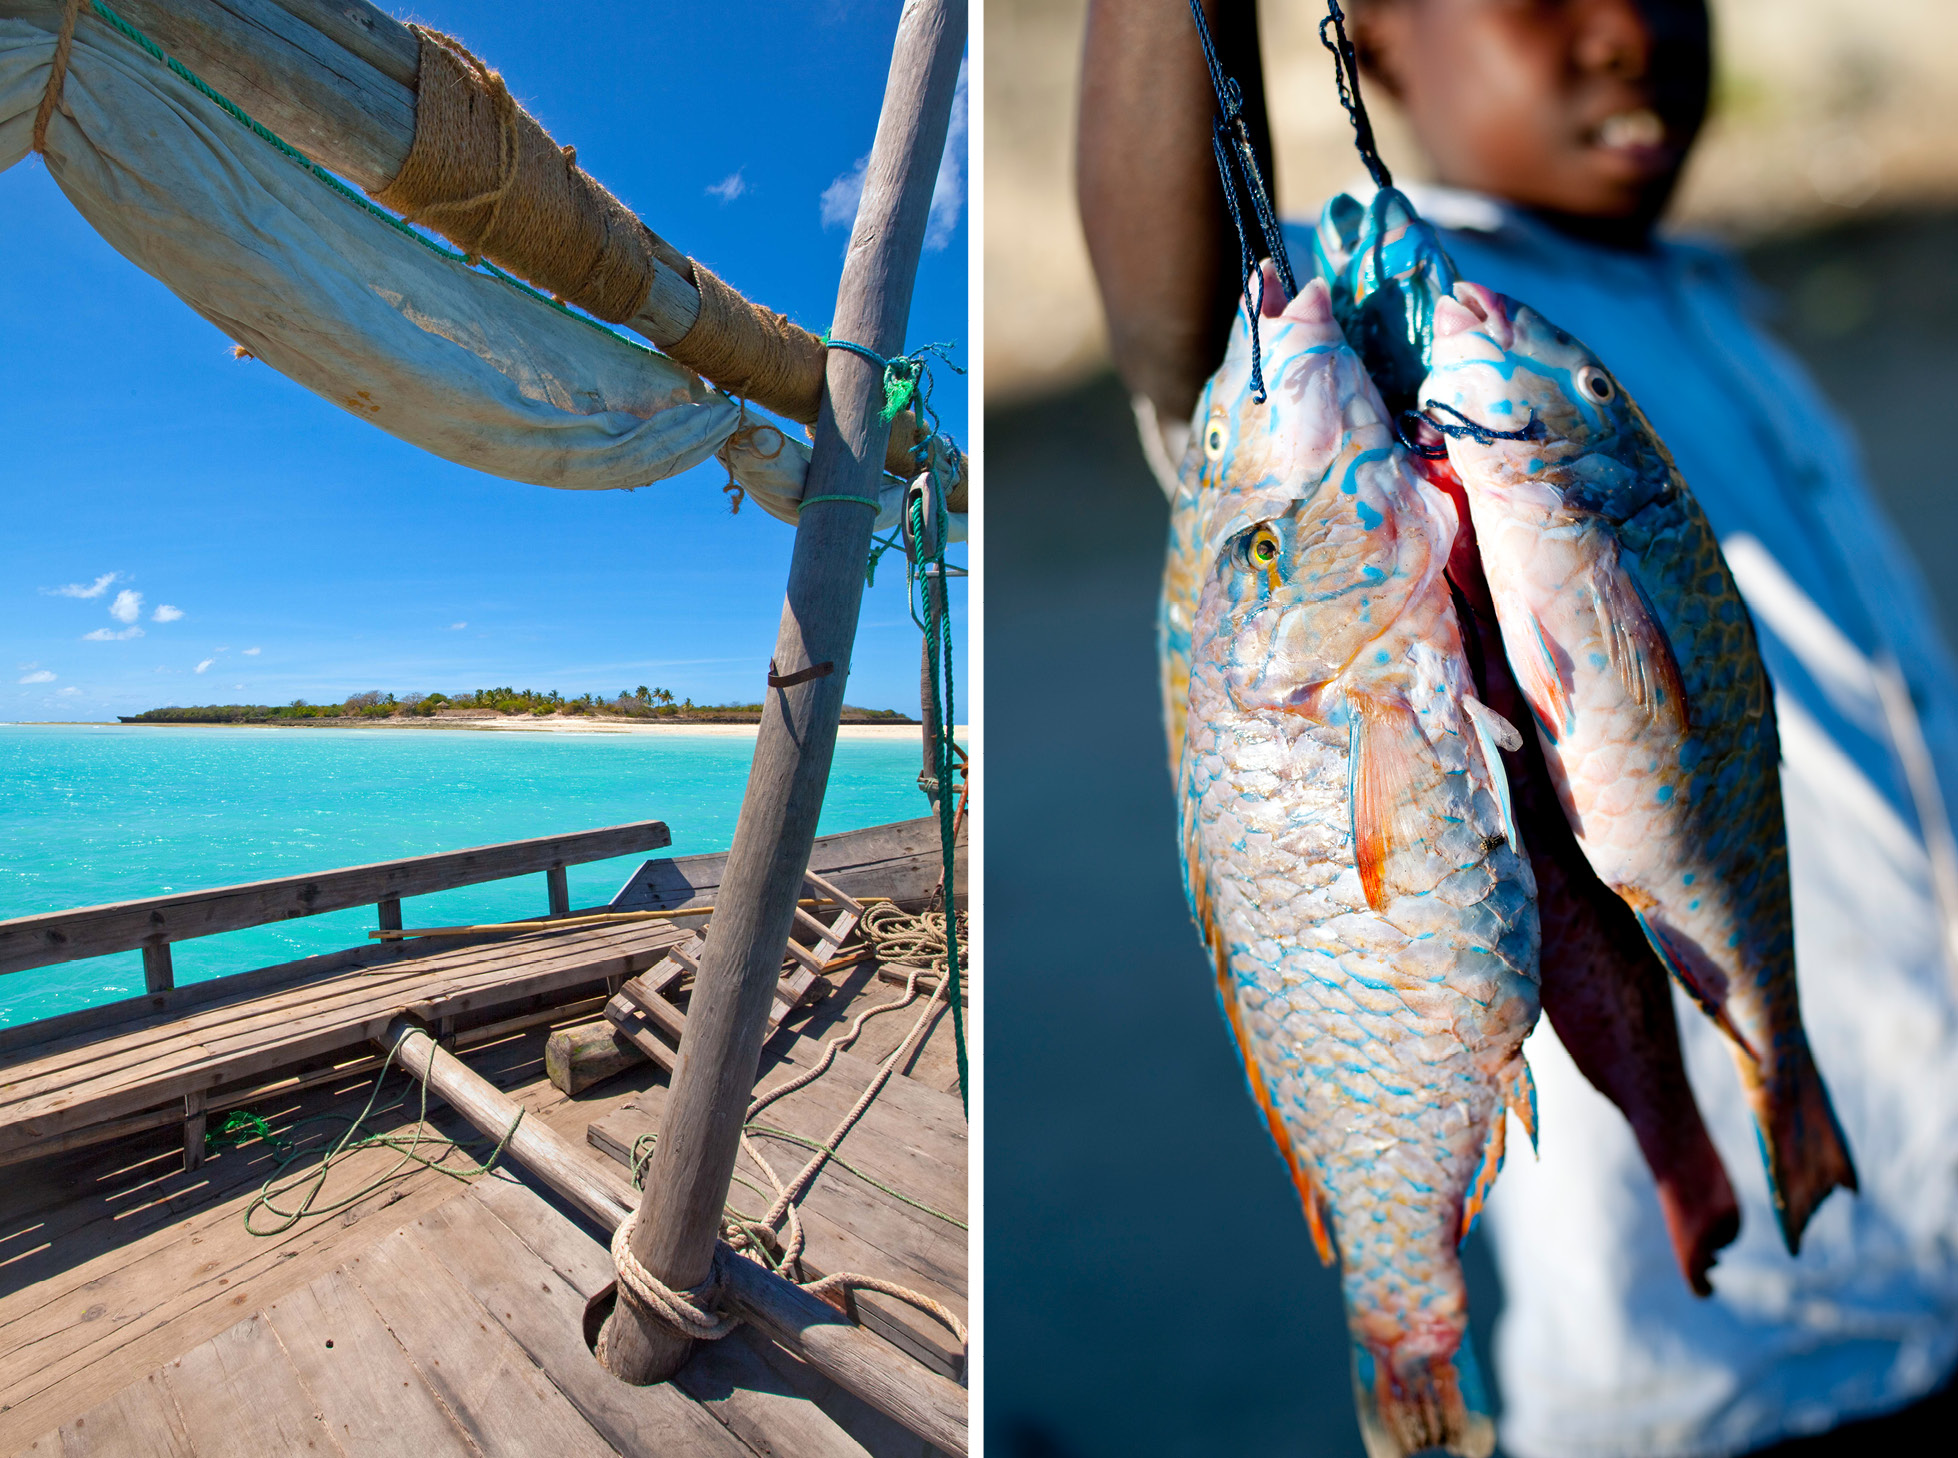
[985,3,1958,1451]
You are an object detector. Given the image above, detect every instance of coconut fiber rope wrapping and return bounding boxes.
[673,261,830,425]
[29,0,83,153]
[372,25,670,324]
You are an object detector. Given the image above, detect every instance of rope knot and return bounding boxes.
[609,1217,739,1341]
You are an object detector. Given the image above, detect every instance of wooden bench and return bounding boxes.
[0,820,674,1170]
[0,916,694,1170]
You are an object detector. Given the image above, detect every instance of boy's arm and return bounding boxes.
[1077,0,1273,431]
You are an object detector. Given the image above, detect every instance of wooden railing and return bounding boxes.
[0,819,671,990]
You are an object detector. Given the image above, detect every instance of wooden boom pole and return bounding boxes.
[595,0,967,1386]
[64,0,962,501]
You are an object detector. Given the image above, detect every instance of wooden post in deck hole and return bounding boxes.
[595,0,968,1385]
[377,898,403,932]
[182,1090,207,1173]
[141,941,174,994]
[547,866,571,917]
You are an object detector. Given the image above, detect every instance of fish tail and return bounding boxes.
[1350,1338,1496,1458]
[1753,1039,1857,1253]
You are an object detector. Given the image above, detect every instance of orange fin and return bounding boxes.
[1459,1104,1508,1244]
[1350,697,1437,912]
[1758,1043,1859,1254]
[1202,913,1336,1265]
[1589,555,1690,732]
[1506,600,1574,744]
[1505,1056,1539,1154]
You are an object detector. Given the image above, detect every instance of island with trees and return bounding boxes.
[117,686,915,726]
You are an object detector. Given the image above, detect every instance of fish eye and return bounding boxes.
[1576,365,1614,403]
[1247,525,1281,567]
[1204,412,1228,460]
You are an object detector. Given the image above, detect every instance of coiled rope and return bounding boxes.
[241,1026,523,1237]
[616,931,969,1347]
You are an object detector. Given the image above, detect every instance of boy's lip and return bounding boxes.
[1580,106,1680,175]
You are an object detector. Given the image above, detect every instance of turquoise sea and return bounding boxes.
[0,724,934,1028]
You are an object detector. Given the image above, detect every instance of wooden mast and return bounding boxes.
[594,0,967,1386]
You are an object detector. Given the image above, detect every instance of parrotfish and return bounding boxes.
[1421,282,1857,1248]
[1314,188,1746,1288]
[1168,268,1539,1458]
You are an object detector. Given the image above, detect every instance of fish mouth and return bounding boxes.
[1434,283,1514,352]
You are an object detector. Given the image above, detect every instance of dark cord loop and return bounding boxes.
[1318,1,1393,191]
[1416,400,1545,447]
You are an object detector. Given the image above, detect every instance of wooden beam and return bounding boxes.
[181,1089,207,1173]
[601,0,966,1389]
[0,819,670,977]
[141,941,174,994]
[377,898,403,932]
[546,866,571,918]
[80,0,962,502]
[375,1018,966,1457]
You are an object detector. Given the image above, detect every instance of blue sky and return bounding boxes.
[0,0,967,721]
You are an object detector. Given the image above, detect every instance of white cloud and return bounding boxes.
[56,686,80,697]
[195,658,215,674]
[450,621,468,630]
[819,56,966,253]
[109,589,144,624]
[234,683,246,690]
[820,156,867,232]
[706,170,746,203]
[18,669,55,684]
[926,59,968,251]
[152,604,184,623]
[83,626,145,641]
[242,646,261,656]
[50,572,118,599]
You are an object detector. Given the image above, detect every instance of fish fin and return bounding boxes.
[1620,891,1758,1064]
[1589,556,1691,732]
[1754,1041,1859,1255]
[1505,601,1573,744]
[1203,919,1337,1265]
[1462,696,1524,855]
[1350,697,1437,912]
[1351,1338,1496,1458]
[1505,1055,1539,1154]
[1458,1107,1508,1245]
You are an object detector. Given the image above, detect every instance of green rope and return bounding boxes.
[822,337,964,424]
[241,1028,522,1237]
[799,494,880,509]
[205,1109,289,1155]
[746,1122,967,1229]
[910,488,968,1116]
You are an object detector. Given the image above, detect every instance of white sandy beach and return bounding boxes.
[16,717,960,740]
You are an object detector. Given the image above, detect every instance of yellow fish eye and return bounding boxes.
[1204,413,1227,459]
[1577,365,1615,403]
[1249,525,1280,567]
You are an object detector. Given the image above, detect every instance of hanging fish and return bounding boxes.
[1420,282,1857,1248]
[1170,268,1538,1458]
[1306,187,1748,1288]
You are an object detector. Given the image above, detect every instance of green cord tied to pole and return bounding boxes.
[822,337,964,424]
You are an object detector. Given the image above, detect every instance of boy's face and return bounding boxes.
[1353,0,1711,237]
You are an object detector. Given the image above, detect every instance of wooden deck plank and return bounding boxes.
[347,1230,618,1458]
[413,1197,757,1457]
[263,1268,480,1457]
[23,1372,194,1458]
[678,1324,888,1458]
[157,1309,345,1458]
[0,1035,560,1452]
